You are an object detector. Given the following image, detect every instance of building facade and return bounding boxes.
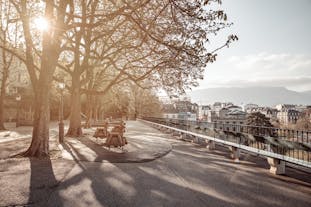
[277,109,301,125]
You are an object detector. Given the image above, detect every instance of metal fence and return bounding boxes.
[143,117,311,165]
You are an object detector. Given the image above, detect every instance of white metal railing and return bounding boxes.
[141,119,311,169]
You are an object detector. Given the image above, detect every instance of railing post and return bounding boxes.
[145,117,310,169]
[229,146,240,162]
[206,140,215,150]
[267,157,285,175]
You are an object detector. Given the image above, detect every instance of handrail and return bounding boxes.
[150,117,311,133]
[141,117,311,168]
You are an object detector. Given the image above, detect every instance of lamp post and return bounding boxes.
[15,94,21,127]
[58,82,65,143]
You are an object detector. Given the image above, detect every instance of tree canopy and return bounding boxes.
[247,112,274,127]
[0,0,236,157]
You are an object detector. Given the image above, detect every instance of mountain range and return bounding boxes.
[188,87,311,107]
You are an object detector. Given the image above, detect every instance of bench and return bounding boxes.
[105,122,128,149]
[93,122,109,139]
[93,120,125,138]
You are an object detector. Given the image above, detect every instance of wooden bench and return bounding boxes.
[93,122,108,139]
[105,121,128,149]
[92,120,127,148]
[92,121,122,139]
[92,120,124,138]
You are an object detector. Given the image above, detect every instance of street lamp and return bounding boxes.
[15,94,21,127]
[58,82,65,143]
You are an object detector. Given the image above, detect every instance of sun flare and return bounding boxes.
[33,17,49,31]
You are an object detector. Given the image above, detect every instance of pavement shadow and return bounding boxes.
[27,158,64,206]
[55,139,236,207]
[62,135,171,163]
[173,144,311,185]
[41,129,311,207]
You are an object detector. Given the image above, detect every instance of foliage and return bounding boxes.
[295,109,311,131]
[246,112,273,127]
[246,112,275,137]
[0,0,236,156]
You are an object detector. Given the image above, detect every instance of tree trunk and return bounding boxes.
[23,46,60,157]
[23,84,51,157]
[84,94,93,128]
[0,92,5,130]
[95,105,99,121]
[0,68,6,130]
[66,72,82,137]
[0,52,9,131]
[17,0,68,157]
[22,38,58,157]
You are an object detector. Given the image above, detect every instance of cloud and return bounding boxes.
[200,53,311,91]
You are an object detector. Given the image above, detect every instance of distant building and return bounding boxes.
[162,100,197,121]
[218,108,229,119]
[0,48,32,122]
[221,102,234,108]
[294,105,308,112]
[205,103,247,129]
[277,109,301,125]
[244,103,259,113]
[206,110,217,122]
[197,105,211,120]
[226,105,243,112]
[0,48,29,95]
[162,103,179,119]
[215,109,247,132]
[212,102,222,111]
[275,104,295,111]
[250,107,278,121]
[226,110,247,120]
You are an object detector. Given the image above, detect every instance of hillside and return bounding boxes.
[188,87,311,106]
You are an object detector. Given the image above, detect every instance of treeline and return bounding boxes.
[0,0,236,157]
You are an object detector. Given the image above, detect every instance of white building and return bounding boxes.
[204,103,247,125]
[275,104,295,111]
[197,105,211,120]
[277,109,301,125]
[244,103,259,112]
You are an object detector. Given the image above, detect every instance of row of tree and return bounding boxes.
[0,0,236,157]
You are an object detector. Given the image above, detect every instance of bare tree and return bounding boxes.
[1,0,236,156]
[0,0,70,157]
[128,83,162,118]
[61,0,236,136]
[0,0,17,130]
[295,109,311,131]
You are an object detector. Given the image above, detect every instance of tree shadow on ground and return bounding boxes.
[173,143,311,185]
[51,136,311,207]
[27,158,62,206]
[64,136,171,163]
[56,141,236,207]
[0,157,74,207]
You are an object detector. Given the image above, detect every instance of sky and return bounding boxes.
[196,0,311,92]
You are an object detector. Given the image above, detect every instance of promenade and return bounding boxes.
[0,121,310,207]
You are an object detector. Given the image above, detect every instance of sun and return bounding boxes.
[33,17,49,31]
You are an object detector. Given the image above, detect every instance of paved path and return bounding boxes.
[61,122,172,163]
[0,121,310,207]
